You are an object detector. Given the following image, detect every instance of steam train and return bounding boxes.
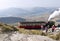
[18,21,55,29]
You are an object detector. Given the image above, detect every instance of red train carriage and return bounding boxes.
[18,21,46,29]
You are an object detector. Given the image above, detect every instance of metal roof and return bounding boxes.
[19,21,46,24]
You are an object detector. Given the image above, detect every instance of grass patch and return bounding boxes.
[48,33,60,40]
[0,23,18,33]
[18,28,48,35]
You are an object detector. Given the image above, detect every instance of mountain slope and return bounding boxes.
[0,17,26,24]
[0,7,56,17]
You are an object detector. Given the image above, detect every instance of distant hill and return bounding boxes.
[0,7,56,17]
[0,7,57,24]
[0,17,26,24]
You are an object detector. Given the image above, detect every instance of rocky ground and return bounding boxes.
[0,23,60,41]
[0,31,56,41]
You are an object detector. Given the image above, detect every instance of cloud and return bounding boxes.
[0,0,60,9]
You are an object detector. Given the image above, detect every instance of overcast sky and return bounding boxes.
[0,0,60,9]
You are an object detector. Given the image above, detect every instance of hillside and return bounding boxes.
[0,23,59,41]
[24,13,50,21]
[0,22,60,41]
[0,17,26,24]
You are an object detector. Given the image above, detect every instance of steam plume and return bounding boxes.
[48,8,60,21]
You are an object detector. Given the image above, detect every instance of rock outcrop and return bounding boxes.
[0,31,56,41]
